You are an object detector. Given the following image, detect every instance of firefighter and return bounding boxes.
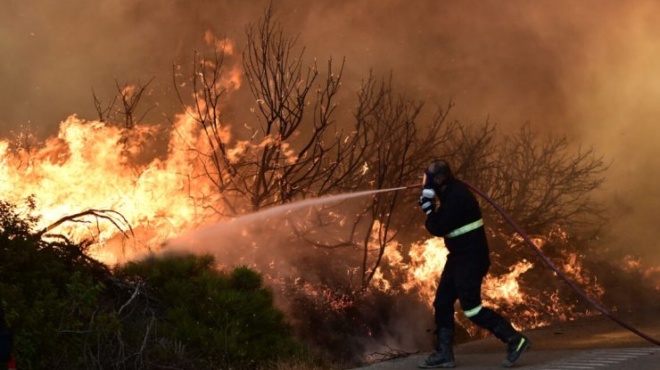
[417,160,530,368]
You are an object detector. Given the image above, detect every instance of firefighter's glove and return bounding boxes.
[419,188,436,215]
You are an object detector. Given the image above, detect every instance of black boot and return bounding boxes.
[492,322,531,367]
[418,328,455,368]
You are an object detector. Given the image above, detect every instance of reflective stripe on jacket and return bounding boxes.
[445,218,483,238]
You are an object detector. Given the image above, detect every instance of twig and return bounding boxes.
[118,282,143,315]
[369,345,420,362]
[37,209,135,239]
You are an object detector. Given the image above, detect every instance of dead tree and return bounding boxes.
[172,40,242,215]
[241,4,364,211]
[287,72,456,290]
[92,78,154,129]
[115,78,154,130]
[354,73,429,289]
[478,124,607,234]
[173,4,368,216]
[92,87,117,123]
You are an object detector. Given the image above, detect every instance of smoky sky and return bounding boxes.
[0,0,609,132]
[2,0,660,264]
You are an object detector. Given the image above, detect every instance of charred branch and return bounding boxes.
[37,208,134,241]
[92,87,117,123]
[369,346,420,362]
[115,78,155,130]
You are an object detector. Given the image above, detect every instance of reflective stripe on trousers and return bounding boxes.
[464,304,483,318]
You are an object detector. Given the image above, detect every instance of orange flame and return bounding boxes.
[482,260,533,306]
[1,113,223,263]
[376,238,536,312]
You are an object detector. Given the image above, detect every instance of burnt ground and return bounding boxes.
[350,306,660,370]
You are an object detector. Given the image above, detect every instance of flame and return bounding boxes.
[377,238,534,311]
[0,35,255,265]
[1,113,223,263]
[372,233,610,332]
[399,238,448,301]
[482,260,533,306]
[201,32,242,90]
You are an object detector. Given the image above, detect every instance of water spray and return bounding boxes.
[403,181,660,346]
[166,186,412,250]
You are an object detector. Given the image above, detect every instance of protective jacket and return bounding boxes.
[424,178,490,263]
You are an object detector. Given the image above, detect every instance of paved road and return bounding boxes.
[351,309,660,370]
[353,346,658,370]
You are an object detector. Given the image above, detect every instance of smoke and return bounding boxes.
[0,0,263,136]
[0,0,596,133]
[557,2,660,265]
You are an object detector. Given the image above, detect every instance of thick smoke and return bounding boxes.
[1,0,658,286]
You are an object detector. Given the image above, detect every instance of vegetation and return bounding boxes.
[0,199,327,369]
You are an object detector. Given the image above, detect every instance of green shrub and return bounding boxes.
[116,254,305,369]
[0,198,105,369]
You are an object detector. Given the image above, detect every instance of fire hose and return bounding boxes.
[404,182,660,346]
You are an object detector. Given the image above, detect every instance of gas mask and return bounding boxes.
[423,160,453,193]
